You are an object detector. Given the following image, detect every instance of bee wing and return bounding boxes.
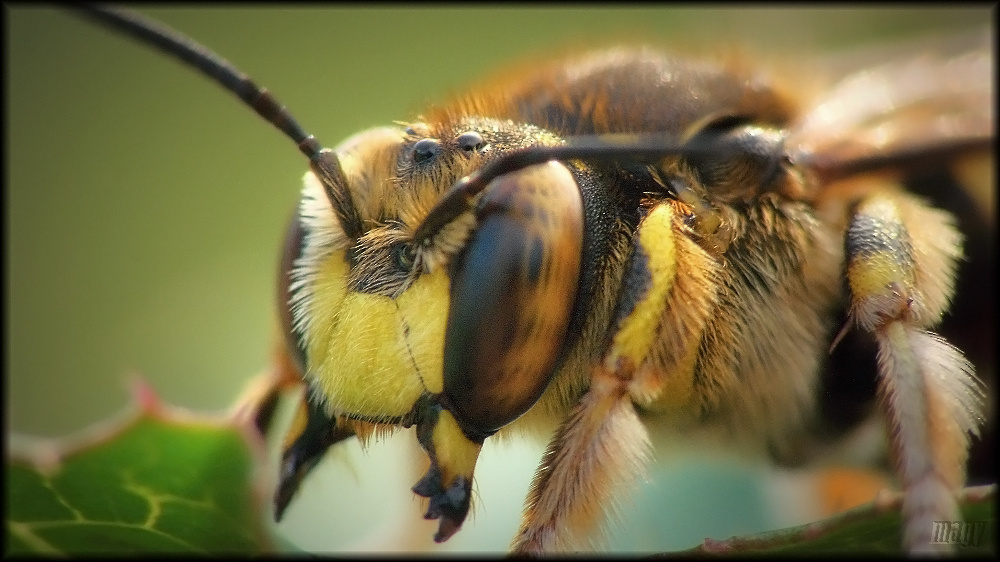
[787,28,994,183]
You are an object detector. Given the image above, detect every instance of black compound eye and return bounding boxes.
[455,131,485,152]
[412,138,441,163]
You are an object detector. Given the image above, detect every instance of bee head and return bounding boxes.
[282,116,581,439]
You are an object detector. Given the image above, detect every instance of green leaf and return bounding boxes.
[6,372,995,555]
[6,381,276,555]
[665,484,996,556]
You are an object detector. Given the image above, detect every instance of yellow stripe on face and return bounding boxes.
[306,250,450,418]
[606,204,677,371]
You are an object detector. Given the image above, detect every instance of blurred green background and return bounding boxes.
[7,6,990,554]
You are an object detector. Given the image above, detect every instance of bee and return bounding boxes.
[64,7,992,555]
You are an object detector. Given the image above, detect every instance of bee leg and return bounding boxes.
[843,191,985,554]
[410,394,483,543]
[512,202,715,554]
[273,387,356,521]
[510,365,650,554]
[231,340,310,436]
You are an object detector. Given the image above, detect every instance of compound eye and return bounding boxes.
[444,161,583,435]
[455,131,486,153]
[413,138,442,163]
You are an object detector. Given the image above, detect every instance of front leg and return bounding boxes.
[841,190,985,554]
[510,365,650,554]
[273,387,357,521]
[511,201,717,554]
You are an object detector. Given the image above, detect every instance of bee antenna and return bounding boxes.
[413,134,720,245]
[71,6,365,238]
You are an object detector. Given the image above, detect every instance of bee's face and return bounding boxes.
[288,117,568,426]
[288,124,448,424]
